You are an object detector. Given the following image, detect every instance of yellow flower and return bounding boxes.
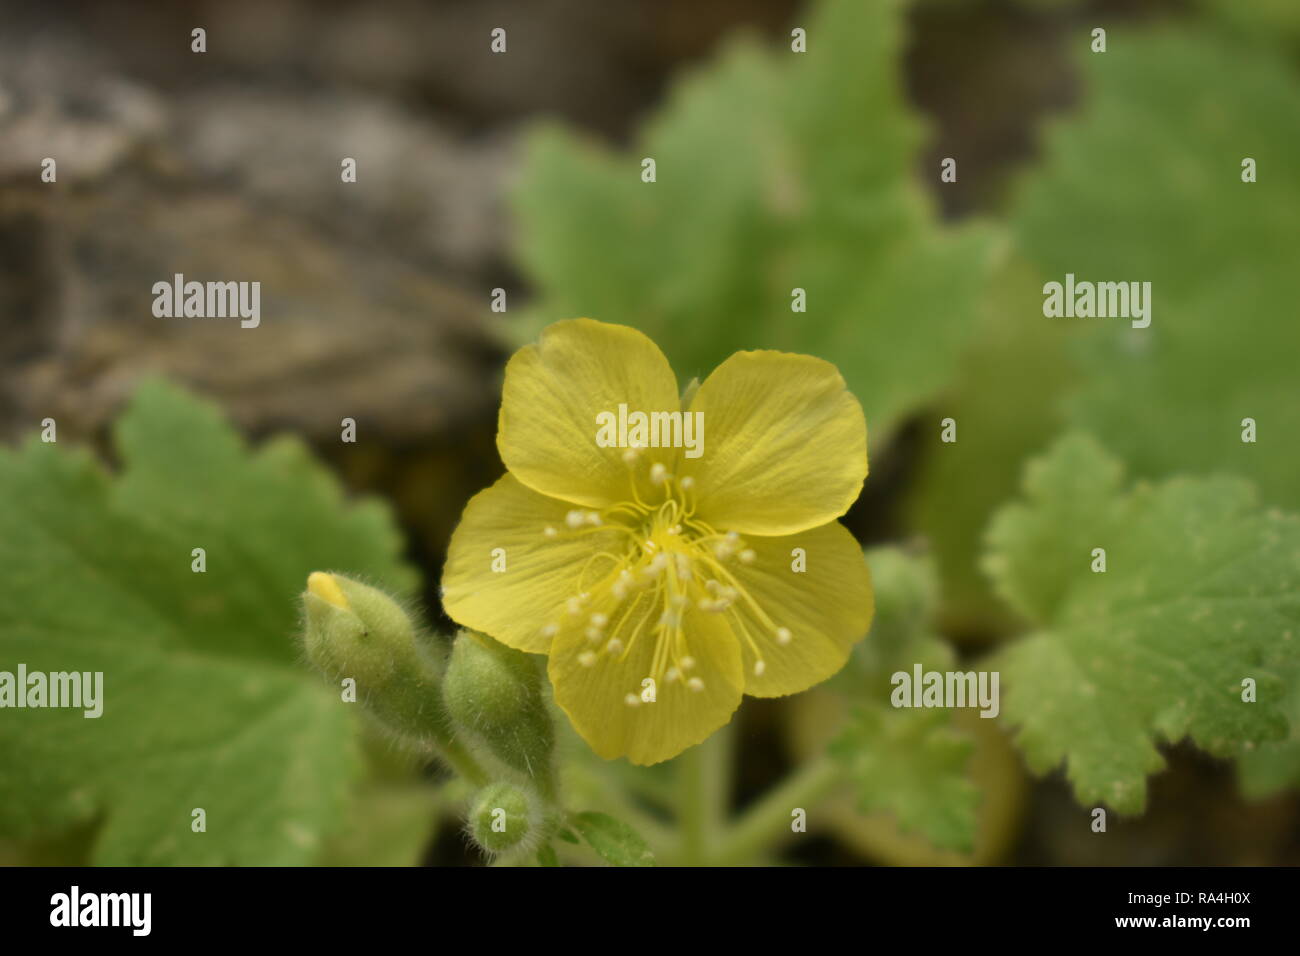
[442,319,873,764]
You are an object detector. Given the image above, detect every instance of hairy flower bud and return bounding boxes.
[301,572,449,743]
[468,782,542,857]
[444,630,555,791]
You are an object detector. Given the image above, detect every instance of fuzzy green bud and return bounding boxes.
[301,572,448,743]
[444,630,555,791]
[468,782,541,857]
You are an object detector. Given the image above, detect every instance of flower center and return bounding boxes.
[537,449,791,705]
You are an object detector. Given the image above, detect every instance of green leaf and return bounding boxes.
[1238,674,1300,800]
[512,0,996,445]
[831,704,979,854]
[828,547,980,853]
[0,380,417,864]
[1013,27,1300,511]
[984,433,1300,813]
[570,811,655,867]
[536,844,559,867]
[317,782,439,867]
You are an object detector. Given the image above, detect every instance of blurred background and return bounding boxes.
[2,0,1298,865]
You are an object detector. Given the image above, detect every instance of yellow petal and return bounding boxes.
[498,319,682,508]
[549,598,744,765]
[682,350,867,535]
[306,571,350,610]
[722,521,872,697]
[441,473,630,653]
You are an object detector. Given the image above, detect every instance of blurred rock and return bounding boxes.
[172,87,515,279]
[0,34,503,447]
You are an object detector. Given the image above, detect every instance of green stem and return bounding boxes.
[712,754,843,866]
[428,724,491,788]
[701,723,733,839]
[676,725,733,865]
[676,749,707,864]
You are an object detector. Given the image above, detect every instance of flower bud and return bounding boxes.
[468,782,541,857]
[301,572,449,743]
[444,630,555,791]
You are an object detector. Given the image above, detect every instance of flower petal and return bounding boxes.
[441,473,631,653]
[549,599,744,765]
[498,318,682,508]
[722,521,872,697]
[682,350,867,535]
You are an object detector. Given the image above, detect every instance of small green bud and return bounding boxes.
[468,782,540,857]
[301,572,448,742]
[444,631,555,790]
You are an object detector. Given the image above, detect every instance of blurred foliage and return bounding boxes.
[1013,25,1300,512]
[4,0,1300,865]
[1197,0,1300,48]
[904,259,1073,636]
[829,548,980,853]
[319,781,442,867]
[0,382,422,864]
[1240,680,1300,800]
[513,0,999,448]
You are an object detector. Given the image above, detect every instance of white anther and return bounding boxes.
[680,476,695,490]
[540,623,559,638]
[650,463,670,484]
[578,651,597,667]
[666,667,681,682]
[622,448,640,464]
[725,531,740,544]
[613,569,634,599]
[776,627,792,645]
[739,549,756,564]
[585,511,603,526]
[606,638,624,655]
[624,693,641,707]
[590,612,608,627]
[754,660,767,677]
[566,597,583,616]
[585,626,603,642]
[566,510,585,529]
[681,656,696,671]
[544,526,558,538]
[687,677,705,692]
